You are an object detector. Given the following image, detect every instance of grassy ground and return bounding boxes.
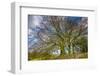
[28,52,88,61]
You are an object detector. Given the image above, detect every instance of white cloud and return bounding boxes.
[31,16,43,28]
[28,28,33,35]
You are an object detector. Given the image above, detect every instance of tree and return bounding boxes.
[30,16,88,58]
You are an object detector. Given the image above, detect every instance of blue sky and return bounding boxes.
[67,16,82,24]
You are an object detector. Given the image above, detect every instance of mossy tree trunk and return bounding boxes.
[59,43,66,56]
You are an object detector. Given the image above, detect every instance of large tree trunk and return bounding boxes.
[68,45,71,54]
[60,45,66,56]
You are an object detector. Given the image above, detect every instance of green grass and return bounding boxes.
[28,52,88,61]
